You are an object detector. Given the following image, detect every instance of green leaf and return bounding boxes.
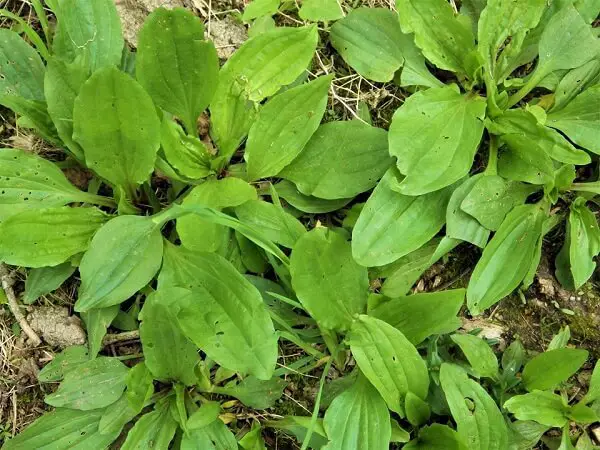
[82,305,119,358]
[52,0,123,72]
[235,200,306,248]
[568,402,600,424]
[290,227,368,331]
[370,290,465,345]
[446,175,490,247]
[98,394,139,436]
[389,86,486,195]
[121,399,178,450]
[187,401,220,429]
[248,16,276,37]
[0,29,45,101]
[237,232,268,274]
[160,118,212,180]
[583,361,600,404]
[298,0,343,21]
[440,363,509,450]
[181,419,237,450]
[159,245,278,380]
[243,0,279,21]
[38,345,89,382]
[548,85,600,155]
[177,177,257,252]
[552,59,600,111]
[0,206,108,268]
[45,357,128,410]
[330,8,405,82]
[0,96,58,144]
[75,215,164,312]
[265,416,328,448]
[323,373,392,450]
[245,75,331,180]
[210,26,318,157]
[467,203,546,315]
[460,175,535,231]
[2,408,120,450]
[213,375,286,409]
[126,362,154,413]
[24,262,76,304]
[504,391,570,427]
[404,424,467,450]
[137,8,219,134]
[396,0,477,76]
[522,347,588,391]
[405,391,431,426]
[575,0,600,23]
[508,420,549,450]
[497,137,555,185]
[239,424,267,450]
[451,333,498,378]
[73,66,161,191]
[348,315,429,415]
[502,339,526,374]
[139,289,199,385]
[280,120,390,199]
[352,168,453,267]
[273,180,352,213]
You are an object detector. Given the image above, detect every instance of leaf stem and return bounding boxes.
[507,70,544,108]
[80,193,117,208]
[484,134,499,176]
[570,182,600,195]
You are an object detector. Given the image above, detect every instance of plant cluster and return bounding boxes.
[0,0,600,448]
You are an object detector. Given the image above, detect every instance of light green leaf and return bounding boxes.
[290,227,368,331]
[348,315,429,415]
[504,391,570,427]
[273,180,352,214]
[508,420,550,450]
[451,333,498,378]
[248,16,276,37]
[395,32,443,89]
[137,8,219,134]
[370,290,464,345]
[24,262,76,304]
[210,26,318,157]
[0,29,45,101]
[583,361,600,404]
[73,66,161,190]
[245,75,331,180]
[575,0,600,23]
[568,402,600,424]
[213,376,287,409]
[139,289,199,385]
[330,8,404,82]
[160,118,212,180]
[396,0,477,75]
[522,348,588,391]
[440,363,509,450]
[467,203,546,315]
[323,373,391,450]
[235,200,306,248]
[552,59,600,111]
[121,399,178,450]
[187,401,220,429]
[243,0,279,21]
[548,326,571,351]
[389,86,486,195]
[352,168,453,267]
[181,419,237,450]
[0,206,108,268]
[38,345,89,382]
[405,392,431,426]
[82,305,119,358]
[280,120,390,199]
[299,0,343,21]
[126,362,154,413]
[404,424,467,450]
[45,357,128,410]
[497,136,555,185]
[447,175,490,247]
[239,424,267,450]
[75,215,164,312]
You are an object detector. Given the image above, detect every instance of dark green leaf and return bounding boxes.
[0,30,44,101]
[82,305,119,358]
[121,398,178,450]
[213,376,286,409]
[405,391,431,426]
[38,345,89,382]
[24,262,76,304]
[446,175,490,247]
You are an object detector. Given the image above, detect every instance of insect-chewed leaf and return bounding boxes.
[1,408,120,450]
[552,60,600,111]
[298,0,343,21]
[280,121,391,199]
[121,398,178,450]
[352,168,453,267]
[348,315,429,415]
[389,86,486,195]
[137,8,219,134]
[504,391,570,428]
[446,175,490,248]
[548,85,600,155]
[24,262,76,304]
[440,363,509,450]
[273,180,352,214]
[212,375,287,409]
[290,227,368,331]
[161,117,213,180]
[245,75,331,180]
[467,203,546,315]
[522,347,588,392]
[370,289,465,345]
[0,206,108,268]
[51,0,123,72]
[0,29,45,101]
[396,0,477,76]
[159,244,278,380]
[210,26,318,157]
[139,288,199,385]
[330,8,405,82]
[45,357,128,410]
[75,215,164,312]
[450,333,498,379]
[404,424,467,450]
[73,66,161,190]
[323,373,391,450]
[82,305,119,359]
[38,345,89,382]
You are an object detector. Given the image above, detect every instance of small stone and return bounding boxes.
[27,306,86,349]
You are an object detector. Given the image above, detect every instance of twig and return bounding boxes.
[0,264,41,346]
[102,330,140,347]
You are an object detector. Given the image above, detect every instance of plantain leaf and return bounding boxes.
[404,424,467,450]
[298,0,343,21]
[552,59,600,111]
[504,391,570,427]
[211,375,287,409]
[82,305,119,358]
[181,419,237,450]
[0,29,45,101]
[160,118,213,180]
[451,333,498,378]
[446,175,490,248]
[273,180,352,214]
[24,262,76,304]
[522,348,589,392]
[38,345,89,382]
[121,398,178,450]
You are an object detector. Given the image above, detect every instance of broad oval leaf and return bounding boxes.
[497,137,555,185]
[137,8,219,134]
[323,373,391,450]
[75,215,164,312]
[440,363,509,450]
[330,8,405,82]
[274,180,352,214]
[290,227,369,331]
[522,348,589,392]
[0,29,45,101]
[73,66,161,190]
[352,168,453,267]
[389,86,486,195]
[0,206,108,268]
[45,357,128,410]
[504,391,570,428]
[467,203,545,315]
[348,315,429,415]
[121,398,178,450]
[159,244,278,380]
[245,75,331,180]
[446,175,490,248]
[280,120,391,200]
[450,333,498,379]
